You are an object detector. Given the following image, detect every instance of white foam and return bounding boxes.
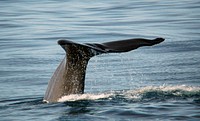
[125,85,200,99]
[127,85,200,93]
[58,93,112,102]
[42,100,49,103]
[57,85,200,103]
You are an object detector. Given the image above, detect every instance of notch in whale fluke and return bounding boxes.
[44,37,164,103]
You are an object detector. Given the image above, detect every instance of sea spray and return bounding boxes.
[58,85,200,102]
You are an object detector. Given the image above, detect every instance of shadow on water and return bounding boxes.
[57,99,115,121]
[63,101,92,115]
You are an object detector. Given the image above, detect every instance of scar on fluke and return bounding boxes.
[43,37,164,103]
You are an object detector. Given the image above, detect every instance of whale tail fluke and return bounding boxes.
[44,37,164,103]
[98,37,164,53]
[58,37,165,56]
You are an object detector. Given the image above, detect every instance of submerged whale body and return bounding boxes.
[43,38,164,103]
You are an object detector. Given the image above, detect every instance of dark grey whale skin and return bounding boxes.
[43,38,164,103]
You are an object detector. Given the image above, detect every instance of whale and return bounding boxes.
[43,37,164,103]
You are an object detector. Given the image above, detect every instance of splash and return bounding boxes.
[124,85,200,101]
[57,85,200,103]
[58,93,112,102]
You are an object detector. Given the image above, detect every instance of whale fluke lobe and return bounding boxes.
[43,38,164,103]
[100,37,164,53]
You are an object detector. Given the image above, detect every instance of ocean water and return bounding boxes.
[0,0,200,120]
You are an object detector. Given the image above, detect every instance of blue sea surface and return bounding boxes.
[0,0,200,120]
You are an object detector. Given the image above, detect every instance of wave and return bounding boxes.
[58,85,200,103]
